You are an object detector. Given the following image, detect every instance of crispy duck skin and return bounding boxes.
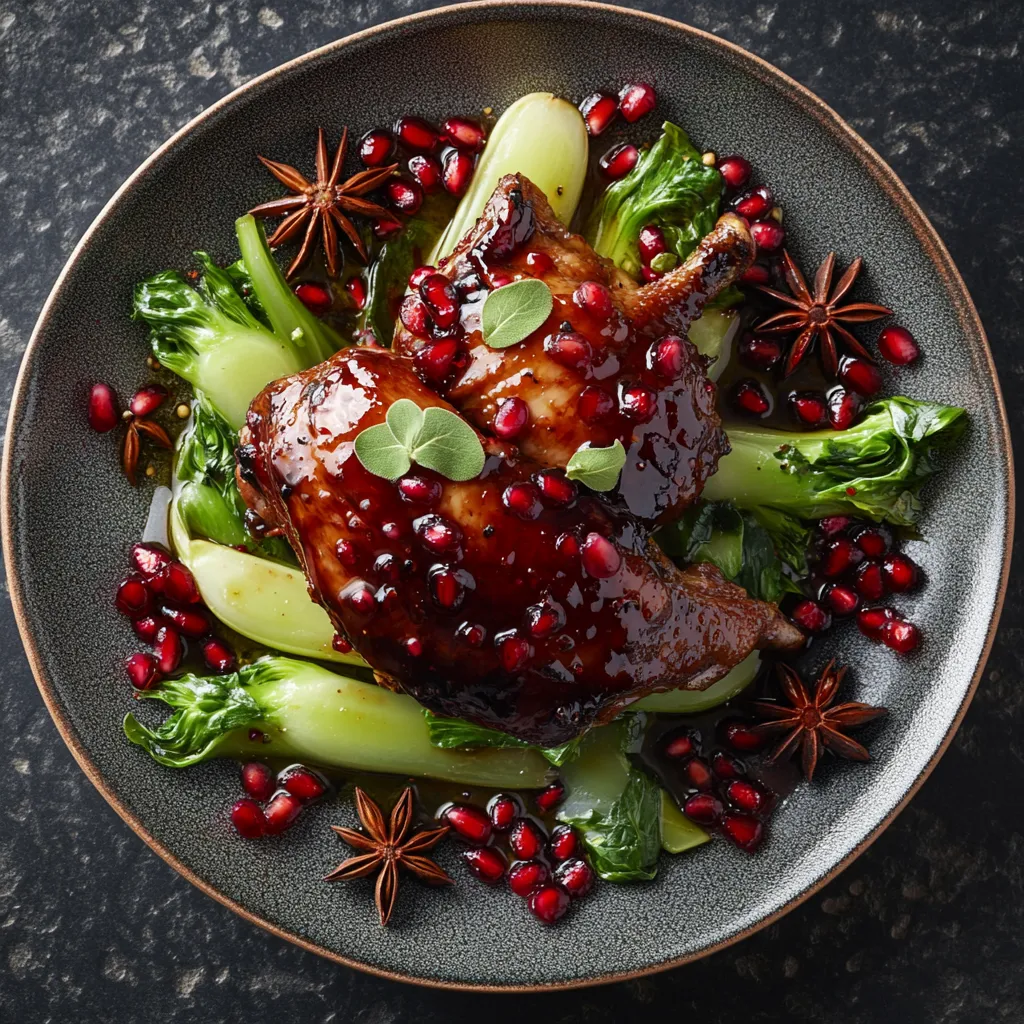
[237,347,802,746]
[392,174,755,526]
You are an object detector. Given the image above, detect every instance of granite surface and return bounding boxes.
[1,0,1022,1020]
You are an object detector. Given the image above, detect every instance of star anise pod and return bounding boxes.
[750,660,887,781]
[325,786,452,927]
[756,250,892,377]
[250,127,397,278]
[121,392,172,486]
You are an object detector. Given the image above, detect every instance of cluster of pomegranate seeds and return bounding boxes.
[114,541,238,689]
[231,762,329,839]
[441,788,595,925]
[793,517,921,652]
[662,724,774,852]
[578,83,656,181]
[357,112,486,211]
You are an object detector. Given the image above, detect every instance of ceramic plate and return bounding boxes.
[2,1,1012,990]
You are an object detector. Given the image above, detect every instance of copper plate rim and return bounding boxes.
[2,0,1015,993]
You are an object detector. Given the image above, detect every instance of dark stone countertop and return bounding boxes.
[1,1,1022,1020]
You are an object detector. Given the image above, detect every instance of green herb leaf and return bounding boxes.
[423,711,581,766]
[386,398,425,449]
[649,252,679,273]
[566,440,626,491]
[353,422,412,481]
[354,402,485,483]
[481,278,553,349]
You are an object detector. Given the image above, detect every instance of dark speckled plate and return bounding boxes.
[2,0,1013,990]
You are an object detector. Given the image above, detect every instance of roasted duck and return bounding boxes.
[238,347,802,746]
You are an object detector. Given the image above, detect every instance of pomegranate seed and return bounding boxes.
[387,177,423,215]
[878,325,920,365]
[581,532,621,578]
[827,387,862,430]
[855,526,891,558]
[792,599,831,633]
[620,383,657,422]
[398,474,442,505]
[154,625,183,675]
[443,116,486,153]
[822,536,858,578]
[429,566,464,609]
[826,583,860,616]
[503,482,542,520]
[332,635,353,654]
[162,561,201,604]
[854,562,885,602]
[129,384,167,418]
[404,636,423,657]
[649,335,685,380]
[600,143,639,180]
[881,617,920,653]
[732,185,774,220]
[415,338,459,384]
[739,334,783,370]
[725,780,766,815]
[230,798,267,839]
[441,804,492,845]
[883,553,918,592]
[161,605,209,638]
[555,532,580,557]
[508,859,549,897]
[857,606,895,640]
[684,793,723,824]
[577,386,615,423]
[490,271,514,289]
[717,155,752,190]
[580,92,618,135]
[498,633,531,673]
[526,250,555,275]
[344,276,367,310]
[115,577,152,617]
[87,383,119,432]
[573,280,614,320]
[442,149,475,196]
[407,265,436,290]
[618,82,656,122]
[685,758,713,791]
[241,762,275,801]
[419,273,459,329]
[373,217,403,240]
[294,282,332,316]
[125,652,160,690]
[408,153,443,193]
[721,813,764,852]
[722,720,765,753]
[544,330,592,372]
[348,581,377,617]
[555,858,595,898]
[131,615,162,642]
[535,782,565,813]
[549,824,579,861]
[509,819,544,860]
[527,600,563,638]
[488,793,520,832]
[463,846,507,884]
[750,220,785,252]
[335,539,357,565]
[819,516,851,537]
[638,225,667,264]
[529,884,571,923]
[740,263,772,286]
[280,766,326,802]
[840,356,883,397]
[264,792,303,834]
[203,638,237,673]
[791,392,827,427]
[536,469,576,506]
[394,115,438,152]
[734,379,771,417]
[712,752,744,779]
[664,731,696,759]
[359,129,396,166]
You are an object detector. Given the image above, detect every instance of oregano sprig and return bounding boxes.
[354,399,485,482]
[481,278,553,349]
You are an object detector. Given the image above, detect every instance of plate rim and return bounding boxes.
[2,0,1015,992]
